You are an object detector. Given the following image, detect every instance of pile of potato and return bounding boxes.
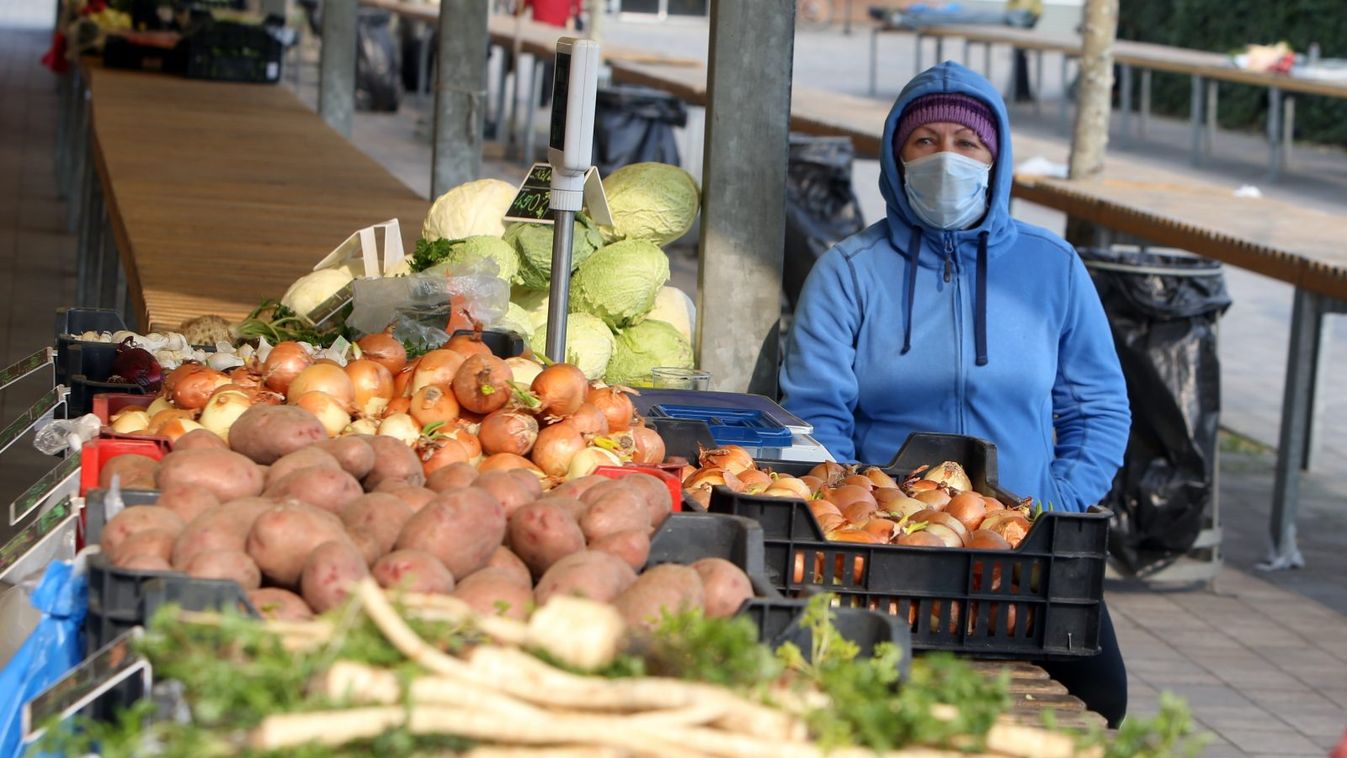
[93,402,754,628]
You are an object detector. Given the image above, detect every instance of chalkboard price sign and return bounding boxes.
[504,163,556,224]
[23,627,151,746]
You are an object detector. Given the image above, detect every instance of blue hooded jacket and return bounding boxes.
[780,61,1130,513]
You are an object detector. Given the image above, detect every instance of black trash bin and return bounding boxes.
[782,135,866,314]
[1080,248,1231,575]
[591,85,688,178]
[355,8,401,112]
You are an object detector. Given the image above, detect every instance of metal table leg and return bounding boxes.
[1058,55,1070,134]
[1267,86,1283,181]
[1139,68,1151,138]
[868,27,878,96]
[493,45,510,144]
[983,41,992,78]
[1300,302,1331,471]
[1188,74,1203,165]
[962,38,970,67]
[74,146,97,306]
[1204,80,1218,157]
[418,21,434,108]
[66,77,88,234]
[935,36,944,64]
[1117,63,1132,143]
[524,57,543,164]
[1033,50,1042,115]
[1283,95,1296,172]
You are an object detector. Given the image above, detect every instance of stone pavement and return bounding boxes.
[2,1,1346,753]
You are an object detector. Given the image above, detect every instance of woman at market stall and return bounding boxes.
[780,60,1130,727]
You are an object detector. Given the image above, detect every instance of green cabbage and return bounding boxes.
[511,287,550,331]
[424,236,519,283]
[528,312,616,381]
[601,162,700,246]
[422,178,517,241]
[508,214,605,290]
[493,302,533,338]
[570,240,670,330]
[604,319,694,387]
[645,286,695,343]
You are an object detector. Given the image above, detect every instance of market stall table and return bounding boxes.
[71,61,428,330]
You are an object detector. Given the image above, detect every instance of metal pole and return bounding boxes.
[1283,95,1296,171]
[1139,68,1151,138]
[544,212,576,363]
[318,0,357,138]
[868,27,878,96]
[1117,63,1131,143]
[1264,286,1319,571]
[1188,74,1202,164]
[431,0,489,197]
[1204,79,1217,156]
[1267,85,1283,181]
[698,0,793,395]
[1033,49,1042,115]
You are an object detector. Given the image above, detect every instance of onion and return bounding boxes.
[505,356,543,386]
[109,337,163,391]
[447,331,493,357]
[419,437,471,476]
[842,474,875,491]
[293,391,351,438]
[356,332,407,375]
[378,412,421,447]
[346,358,394,417]
[172,368,230,410]
[945,491,988,532]
[911,510,969,542]
[157,418,204,443]
[393,359,418,399]
[110,409,151,434]
[767,476,812,500]
[684,466,743,493]
[809,461,849,487]
[809,500,843,519]
[700,445,753,475]
[586,385,635,432]
[227,366,261,391]
[799,475,825,494]
[198,389,254,442]
[409,385,460,428]
[478,410,539,457]
[287,363,355,408]
[967,529,1012,551]
[862,467,900,489]
[841,499,878,524]
[262,342,312,394]
[411,350,465,393]
[345,418,379,436]
[451,354,512,415]
[923,460,973,493]
[146,396,175,417]
[478,452,544,476]
[631,425,666,465]
[914,489,952,509]
[445,426,482,462]
[876,490,927,520]
[387,396,411,415]
[737,469,773,494]
[567,446,622,480]
[162,363,206,396]
[921,523,965,548]
[564,403,607,437]
[862,517,899,541]
[824,484,876,510]
[531,363,588,419]
[531,422,586,477]
[147,408,195,433]
[897,531,945,548]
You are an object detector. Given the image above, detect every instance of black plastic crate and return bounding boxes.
[645,417,716,463]
[743,598,910,670]
[55,307,127,387]
[451,328,527,359]
[180,19,284,84]
[709,433,1110,659]
[67,367,147,419]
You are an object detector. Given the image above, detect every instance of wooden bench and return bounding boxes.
[74,62,428,330]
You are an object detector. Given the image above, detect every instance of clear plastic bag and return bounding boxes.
[33,414,101,456]
[346,260,510,342]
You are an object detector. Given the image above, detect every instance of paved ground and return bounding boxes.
[2,2,1346,753]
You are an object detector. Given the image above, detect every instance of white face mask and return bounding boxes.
[901,151,993,231]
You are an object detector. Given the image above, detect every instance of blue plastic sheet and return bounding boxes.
[0,561,87,757]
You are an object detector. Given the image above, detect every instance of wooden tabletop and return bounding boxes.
[972,660,1107,731]
[85,64,429,329]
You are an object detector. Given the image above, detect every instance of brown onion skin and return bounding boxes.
[586,386,635,432]
[419,437,471,476]
[632,426,666,464]
[346,359,394,415]
[356,333,407,375]
[172,368,229,410]
[446,333,493,358]
[567,403,609,436]
[287,363,355,407]
[531,421,585,477]
[531,364,588,419]
[478,453,544,475]
[412,350,466,393]
[409,385,460,428]
[452,354,512,415]
[478,410,539,457]
[262,342,312,394]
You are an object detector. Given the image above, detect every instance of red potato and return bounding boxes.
[579,488,652,542]
[99,454,160,490]
[486,546,532,587]
[618,473,674,530]
[614,564,705,631]
[350,531,385,566]
[227,404,328,464]
[100,506,185,557]
[385,486,438,512]
[691,558,754,619]
[316,436,377,479]
[184,549,262,589]
[264,447,341,489]
[578,479,634,507]
[534,551,638,606]
[451,568,535,620]
[542,496,590,523]
[365,436,427,491]
[425,462,479,493]
[247,502,351,587]
[589,528,651,571]
[340,493,415,557]
[117,554,172,572]
[172,428,228,451]
[155,487,219,524]
[373,549,455,594]
[301,540,370,613]
[545,475,608,502]
[248,587,314,621]
[264,466,364,515]
[394,487,506,578]
[475,470,542,518]
[156,448,265,502]
[507,502,586,579]
[110,529,177,568]
[172,497,274,569]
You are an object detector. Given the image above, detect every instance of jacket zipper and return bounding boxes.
[945,235,966,435]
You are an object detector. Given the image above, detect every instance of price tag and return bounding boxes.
[0,348,53,392]
[22,627,152,747]
[306,283,354,329]
[0,385,65,457]
[0,495,78,582]
[504,163,555,224]
[10,454,81,526]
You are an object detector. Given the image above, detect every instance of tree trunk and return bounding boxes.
[1064,0,1119,247]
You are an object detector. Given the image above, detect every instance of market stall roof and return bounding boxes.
[84,62,429,329]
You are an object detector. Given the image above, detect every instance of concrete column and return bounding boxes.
[319,0,357,138]
[697,0,794,396]
[431,0,489,198]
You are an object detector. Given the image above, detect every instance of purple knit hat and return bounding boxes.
[894,93,998,161]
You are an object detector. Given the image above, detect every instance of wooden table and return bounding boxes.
[973,660,1107,731]
[74,63,428,330]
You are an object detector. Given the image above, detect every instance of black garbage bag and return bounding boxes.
[782,135,865,313]
[1081,248,1231,574]
[592,85,687,178]
[356,8,401,112]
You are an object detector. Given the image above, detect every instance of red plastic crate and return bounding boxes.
[593,464,684,513]
[78,438,170,497]
[91,393,155,426]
